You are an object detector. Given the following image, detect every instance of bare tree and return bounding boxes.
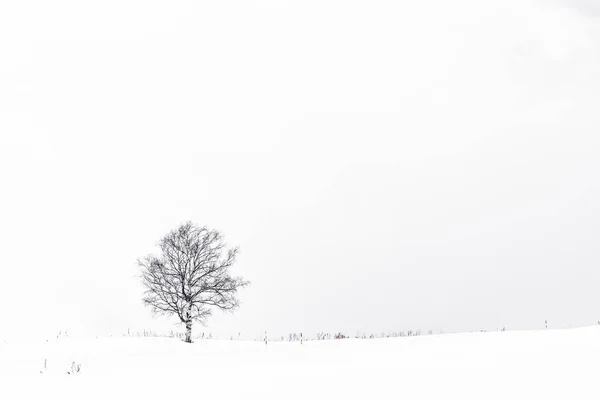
[139,222,249,343]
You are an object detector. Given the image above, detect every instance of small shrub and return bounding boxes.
[68,361,81,375]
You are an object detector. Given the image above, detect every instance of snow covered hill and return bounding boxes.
[1,327,599,399]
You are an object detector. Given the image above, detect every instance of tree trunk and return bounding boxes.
[185,303,193,343]
[185,319,192,343]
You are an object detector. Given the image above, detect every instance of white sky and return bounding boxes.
[1,0,599,340]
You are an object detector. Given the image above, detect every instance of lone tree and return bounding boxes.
[139,222,249,343]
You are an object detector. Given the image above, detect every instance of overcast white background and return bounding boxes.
[1,0,599,340]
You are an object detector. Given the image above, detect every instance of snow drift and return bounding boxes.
[1,327,599,399]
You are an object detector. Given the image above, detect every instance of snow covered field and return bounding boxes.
[1,327,599,399]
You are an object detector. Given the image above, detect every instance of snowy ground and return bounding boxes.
[1,327,599,399]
